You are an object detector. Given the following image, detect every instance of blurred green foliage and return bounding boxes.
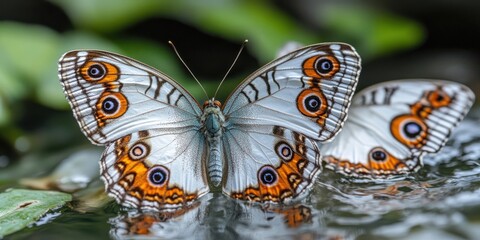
[0,0,424,159]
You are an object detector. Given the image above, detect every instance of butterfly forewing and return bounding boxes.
[223,43,361,142]
[58,50,202,145]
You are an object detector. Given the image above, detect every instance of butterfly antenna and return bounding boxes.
[213,39,248,99]
[168,41,209,100]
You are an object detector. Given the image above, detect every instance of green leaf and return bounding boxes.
[0,67,17,125]
[0,189,72,237]
[51,0,165,33]
[0,22,60,85]
[319,5,425,59]
[52,0,318,62]
[114,38,186,83]
[0,95,10,126]
[161,0,318,62]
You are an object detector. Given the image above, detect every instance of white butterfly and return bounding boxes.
[58,43,361,210]
[321,79,475,178]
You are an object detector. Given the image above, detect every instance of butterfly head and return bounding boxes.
[201,98,225,137]
[203,99,222,110]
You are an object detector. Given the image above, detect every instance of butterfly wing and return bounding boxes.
[59,50,209,209]
[321,79,475,178]
[100,129,208,210]
[59,50,202,145]
[222,43,361,202]
[223,43,361,142]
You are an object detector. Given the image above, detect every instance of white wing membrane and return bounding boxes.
[223,43,361,142]
[59,51,202,145]
[222,125,321,203]
[221,43,360,202]
[321,79,475,177]
[100,128,209,210]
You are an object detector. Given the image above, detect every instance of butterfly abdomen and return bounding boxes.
[201,101,225,187]
[207,138,223,187]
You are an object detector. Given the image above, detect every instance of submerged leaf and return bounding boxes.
[20,149,102,192]
[0,189,72,237]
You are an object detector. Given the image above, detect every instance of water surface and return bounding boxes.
[6,115,480,240]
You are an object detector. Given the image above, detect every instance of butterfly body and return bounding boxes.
[201,99,225,187]
[59,43,361,210]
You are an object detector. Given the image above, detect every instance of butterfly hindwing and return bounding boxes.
[222,43,361,202]
[222,125,321,203]
[321,80,475,178]
[100,128,209,210]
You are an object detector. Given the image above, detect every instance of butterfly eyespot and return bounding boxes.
[302,55,339,79]
[129,142,149,160]
[305,95,320,112]
[370,149,387,161]
[147,166,169,187]
[80,61,119,82]
[403,121,422,138]
[95,92,128,125]
[391,115,428,148]
[87,63,106,79]
[276,142,293,161]
[297,88,327,118]
[316,58,333,74]
[427,89,451,108]
[258,165,278,186]
[102,97,119,114]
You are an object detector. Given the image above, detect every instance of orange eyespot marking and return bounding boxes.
[276,142,294,162]
[79,61,120,83]
[113,135,199,205]
[95,91,128,126]
[367,147,408,171]
[391,114,428,148]
[409,88,451,117]
[427,89,451,108]
[230,144,311,203]
[324,156,370,174]
[302,55,339,80]
[324,154,409,177]
[296,88,328,126]
[129,142,150,160]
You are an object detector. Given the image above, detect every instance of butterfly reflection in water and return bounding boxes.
[58,43,361,210]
